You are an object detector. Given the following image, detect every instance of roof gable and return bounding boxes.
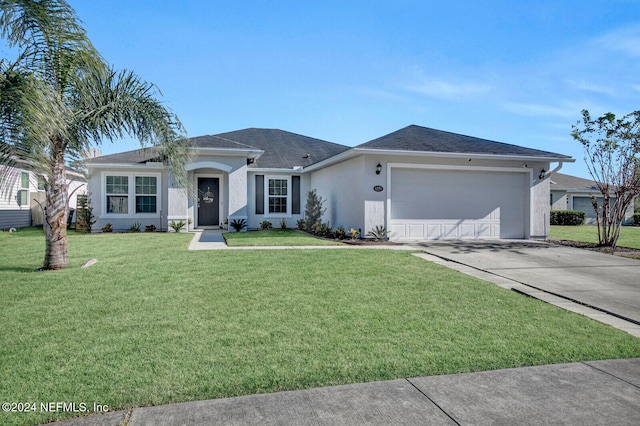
[201,128,350,169]
[550,173,599,191]
[87,129,350,169]
[85,147,162,165]
[357,125,571,159]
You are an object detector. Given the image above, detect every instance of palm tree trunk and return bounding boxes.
[44,144,68,270]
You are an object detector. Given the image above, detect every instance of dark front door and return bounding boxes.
[198,178,219,226]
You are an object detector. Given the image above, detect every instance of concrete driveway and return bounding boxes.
[416,240,640,327]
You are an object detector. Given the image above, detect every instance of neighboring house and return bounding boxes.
[550,172,635,225]
[86,125,573,240]
[1,147,87,229]
[1,164,35,229]
[28,172,86,227]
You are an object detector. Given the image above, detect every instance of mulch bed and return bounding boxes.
[545,238,640,260]
[341,239,401,246]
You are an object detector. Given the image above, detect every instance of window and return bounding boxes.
[104,173,160,216]
[268,178,288,214]
[19,172,29,206]
[106,175,128,214]
[37,176,45,191]
[135,176,157,213]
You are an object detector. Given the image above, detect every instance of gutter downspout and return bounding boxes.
[540,161,564,180]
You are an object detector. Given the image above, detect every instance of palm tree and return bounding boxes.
[0,0,189,269]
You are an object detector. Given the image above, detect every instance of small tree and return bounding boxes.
[75,194,95,233]
[571,109,640,248]
[303,189,325,230]
[0,0,188,269]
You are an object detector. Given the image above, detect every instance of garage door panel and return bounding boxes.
[390,169,527,240]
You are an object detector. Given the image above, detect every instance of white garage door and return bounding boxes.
[390,168,527,240]
[572,196,613,225]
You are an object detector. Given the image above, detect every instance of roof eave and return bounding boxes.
[302,150,361,172]
[191,147,265,158]
[551,187,609,193]
[86,163,167,170]
[352,148,575,163]
[304,148,574,172]
[249,167,305,173]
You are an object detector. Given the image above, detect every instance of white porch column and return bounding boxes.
[228,163,248,224]
[167,171,188,232]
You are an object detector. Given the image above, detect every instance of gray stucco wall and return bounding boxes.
[551,191,568,211]
[310,156,365,231]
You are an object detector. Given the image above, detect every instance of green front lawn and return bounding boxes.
[2,228,640,425]
[224,229,343,246]
[550,225,640,249]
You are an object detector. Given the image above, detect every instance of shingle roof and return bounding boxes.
[87,125,573,168]
[550,173,599,191]
[87,129,349,168]
[356,125,572,159]
[194,128,350,169]
[85,147,162,164]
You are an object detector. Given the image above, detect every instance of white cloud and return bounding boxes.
[595,25,640,58]
[356,87,408,102]
[566,80,615,97]
[405,79,492,100]
[504,102,579,119]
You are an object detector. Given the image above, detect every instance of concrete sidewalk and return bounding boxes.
[51,358,640,425]
[187,229,228,250]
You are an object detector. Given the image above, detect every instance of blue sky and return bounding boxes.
[65,1,640,178]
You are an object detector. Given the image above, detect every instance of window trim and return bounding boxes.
[106,175,129,214]
[101,172,161,218]
[264,175,292,217]
[135,176,158,214]
[18,171,29,207]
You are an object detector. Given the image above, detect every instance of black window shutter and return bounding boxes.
[292,176,301,214]
[255,175,264,214]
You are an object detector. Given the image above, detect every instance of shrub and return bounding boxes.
[260,220,273,230]
[550,210,586,226]
[230,218,247,232]
[280,218,287,230]
[311,222,326,235]
[348,228,360,240]
[129,222,141,233]
[634,212,640,226]
[366,225,388,241]
[335,227,346,239]
[101,223,113,233]
[297,218,306,230]
[304,189,326,231]
[76,194,96,233]
[169,220,186,233]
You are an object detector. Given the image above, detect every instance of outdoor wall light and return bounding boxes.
[539,168,546,180]
[375,163,382,175]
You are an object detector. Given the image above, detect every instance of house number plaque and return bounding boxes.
[373,185,383,192]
